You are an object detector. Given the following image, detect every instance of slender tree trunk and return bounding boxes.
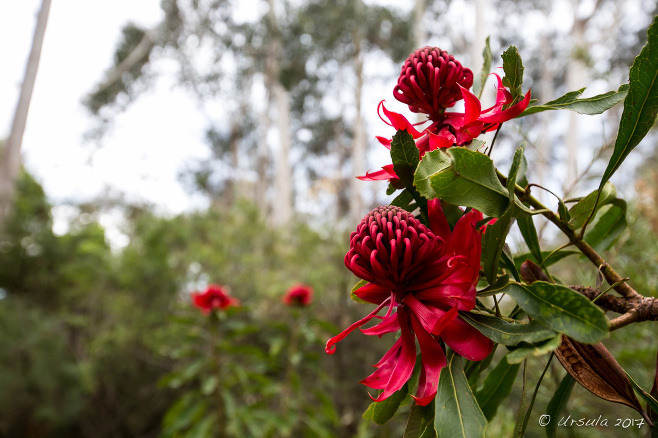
[0,0,51,230]
[414,0,426,49]
[349,0,366,224]
[267,0,293,227]
[565,15,587,193]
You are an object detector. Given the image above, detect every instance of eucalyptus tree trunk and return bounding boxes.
[349,0,366,224]
[0,0,51,230]
[267,0,293,227]
[565,14,587,192]
[414,0,427,49]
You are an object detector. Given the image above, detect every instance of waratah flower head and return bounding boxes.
[394,47,474,119]
[283,284,314,307]
[191,284,240,314]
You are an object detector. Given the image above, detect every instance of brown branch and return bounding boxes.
[571,285,658,330]
[516,185,640,300]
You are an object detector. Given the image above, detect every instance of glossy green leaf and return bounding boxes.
[404,400,437,438]
[460,312,557,346]
[521,84,628,117]
[363,382,409,425]
[584,200,628,253]
[473,37,492,99]
[391,189,416,212]
[435,352,487,438]
[501,247,521,282]
[513,250,580,270]
[482,208,515,284]
[506,334,562,364]
[502,46,524,100]
[568,182,616,229]
[601,16,658,187]
[391,130,420,189]
[545,375,575,438]
[350,279,369,304]
[475,356,520,421]
[415,148,510,218]
[503,282,609,344]
[517,215,542,264]
[477,274,510,296]
[626,373,658,416]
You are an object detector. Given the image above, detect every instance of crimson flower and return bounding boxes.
[283,284,314,307]
[359,47,531,183]
[191,284,240,314]
[325,201,492,405]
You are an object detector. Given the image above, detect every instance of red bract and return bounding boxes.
[360,49,531,184]
[283,284,314,307]
[325,202,492,405]
[191,284,240,315]
[394,47,474,119]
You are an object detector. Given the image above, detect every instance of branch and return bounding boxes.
[90,31,155,96]
[571,285,658,330]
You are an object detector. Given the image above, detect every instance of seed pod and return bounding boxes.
[555,336,649,420]
[519,259,549,284]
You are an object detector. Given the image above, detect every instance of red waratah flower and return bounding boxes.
[359,48,531,184]
[283,284,314,307]
[394,47,474,119]
[191,284,240,314]
[325,201,492,405]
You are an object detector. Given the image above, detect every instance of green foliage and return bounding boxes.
[434,352,487,438]
[601,15,658,187]
[503,282,609,344]
[521,84,629,116]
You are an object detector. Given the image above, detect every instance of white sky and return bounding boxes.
[1,1,210,214]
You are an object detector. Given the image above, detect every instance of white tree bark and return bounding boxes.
[349,2,366,224]
[0,0,51,230]
[266,0,293,227]
[414,0,427,49]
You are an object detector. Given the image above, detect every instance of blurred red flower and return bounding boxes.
[191,284,239,314]
[283,284,314,307]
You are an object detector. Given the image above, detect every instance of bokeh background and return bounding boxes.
[1,0,657,437]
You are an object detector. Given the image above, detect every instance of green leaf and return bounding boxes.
[545,375,575,438]
[502,46,524,100]
[404,400,437,438]
[517,215,542,263]
[568,181,617,229]
[626,372,658,416]
[501,247,521,282]
[350,279,369,304]
[513,361,528,438]
[475,356,520,421]
[482,207,515,284]
[584,200,628,252]
[435,352,487,438]
[520,84,629,116]
[503,282,609,344]
[415,148,510,218]
[391,130,421,189]
[601,16,658,187]
[460,312,557,346]
[477,274,511,296]
[505,334,562,364]
[391,189,416,212]
[363,382,409,425]
[473,37,492,99]
[513,250,580,270]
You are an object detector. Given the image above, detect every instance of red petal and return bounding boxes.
[361,312,401,336]
[459,85,482,125]
[428,131,454,150]
[325,298,391,354]
[354,282,391,304]
[410,313,446,405]
[427,199,451,239]
[376,136,392,149]
[441,316,493,361]
[369,307,417,402]
[479,90,532,124]
[357,165,399,182]
[379,101,422,138]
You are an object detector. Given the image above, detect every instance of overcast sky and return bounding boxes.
[1,0,212,215]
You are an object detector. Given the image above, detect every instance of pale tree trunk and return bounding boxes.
[414,0,426,49]
[0,0,51,230]
[256,90,271,215]
[267,0,293,227]
[565,15,587,192]
[349,0,366,224]
[471,0,489,73]
[537,34,554,190]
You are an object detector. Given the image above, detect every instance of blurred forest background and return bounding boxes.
[1,0,657,437]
